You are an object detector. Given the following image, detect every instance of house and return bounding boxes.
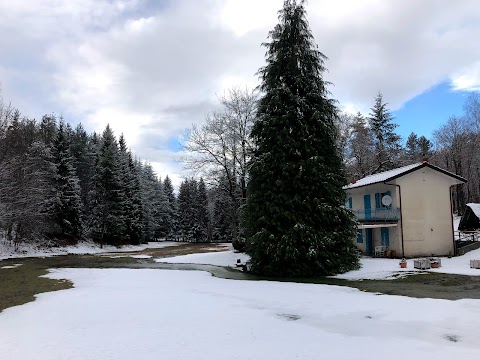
[344,162,466,258]
[458,203,480,232]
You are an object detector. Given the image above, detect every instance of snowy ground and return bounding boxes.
[0,239,184,261]
[335,247,480,280]
[0,268,479,359]
[155,244,249,267]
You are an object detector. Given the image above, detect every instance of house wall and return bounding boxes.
[394,167,457,257]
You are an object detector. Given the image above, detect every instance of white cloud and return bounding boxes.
[451,61,480,91]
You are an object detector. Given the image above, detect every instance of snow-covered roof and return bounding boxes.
[344,162,466,190]
[466,203,480,219]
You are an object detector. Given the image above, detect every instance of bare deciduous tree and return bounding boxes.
[183,87,258,241]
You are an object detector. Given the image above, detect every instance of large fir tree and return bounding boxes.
[245,0,359,277]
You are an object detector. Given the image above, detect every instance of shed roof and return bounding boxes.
[344,162,467,190]
[466,203,480,219]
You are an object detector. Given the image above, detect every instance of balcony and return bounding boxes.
[351,207,400,222]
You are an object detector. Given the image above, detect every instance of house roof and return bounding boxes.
[344,162,467,190]
[466,203,480,219]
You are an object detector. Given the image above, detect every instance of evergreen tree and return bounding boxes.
[163,175,178,240]
[177,180,191,241]
[417,136,432,159]
[139,163,166,241]
[405,132,418,163]
[52,121,83,238]
[211,187,234,242]
[90,125,126,245]
[70,124,97,214]
[177,179,199,242]
[38,114,57,146]
[118,134,144,244]
[404,132,432,164]
[245,0,359,277]
[196,178,210,242]
[368,93,401,172]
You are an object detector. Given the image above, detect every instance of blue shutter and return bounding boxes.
[381,228,390,246]
[364,195,371,220]
[348,197,353,209]
[357,229,363,243]
[375,193,381,209]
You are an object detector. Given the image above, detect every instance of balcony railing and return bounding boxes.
[350,207,400,221]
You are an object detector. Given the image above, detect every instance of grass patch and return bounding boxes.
[0,260,72,313]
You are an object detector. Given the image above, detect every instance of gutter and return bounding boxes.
[449,185,456,256]
[385,182,405,258]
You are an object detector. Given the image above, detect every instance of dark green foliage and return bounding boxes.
[177,178,210,242]
[196,178,210,242]
[70,124,97,217]
[90,125,126,245]
[405,132,432,164]
[368,93,402,172]
[163,175,179,240]
[118,135,144,244]
[417,136,432,158]
[52,121,83,238]
[139,163,166,241]
[211,188,234,242]
[245,0,359,277]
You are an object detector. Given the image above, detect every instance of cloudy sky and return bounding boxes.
[1,0,480,185]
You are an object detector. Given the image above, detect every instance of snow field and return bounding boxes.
[1,268,479,359]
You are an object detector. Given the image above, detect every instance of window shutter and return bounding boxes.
[348,197,352,209]
[357,229,363,243]
[375,193,381,209]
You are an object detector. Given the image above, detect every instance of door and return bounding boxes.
[364,194,371,220]
[365,229,373,255]
[381,227,390,247]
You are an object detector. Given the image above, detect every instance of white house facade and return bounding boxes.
[344,162,466,258]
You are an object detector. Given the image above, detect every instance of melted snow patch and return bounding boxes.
[156,247,250,267]
[1,263,23,269]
